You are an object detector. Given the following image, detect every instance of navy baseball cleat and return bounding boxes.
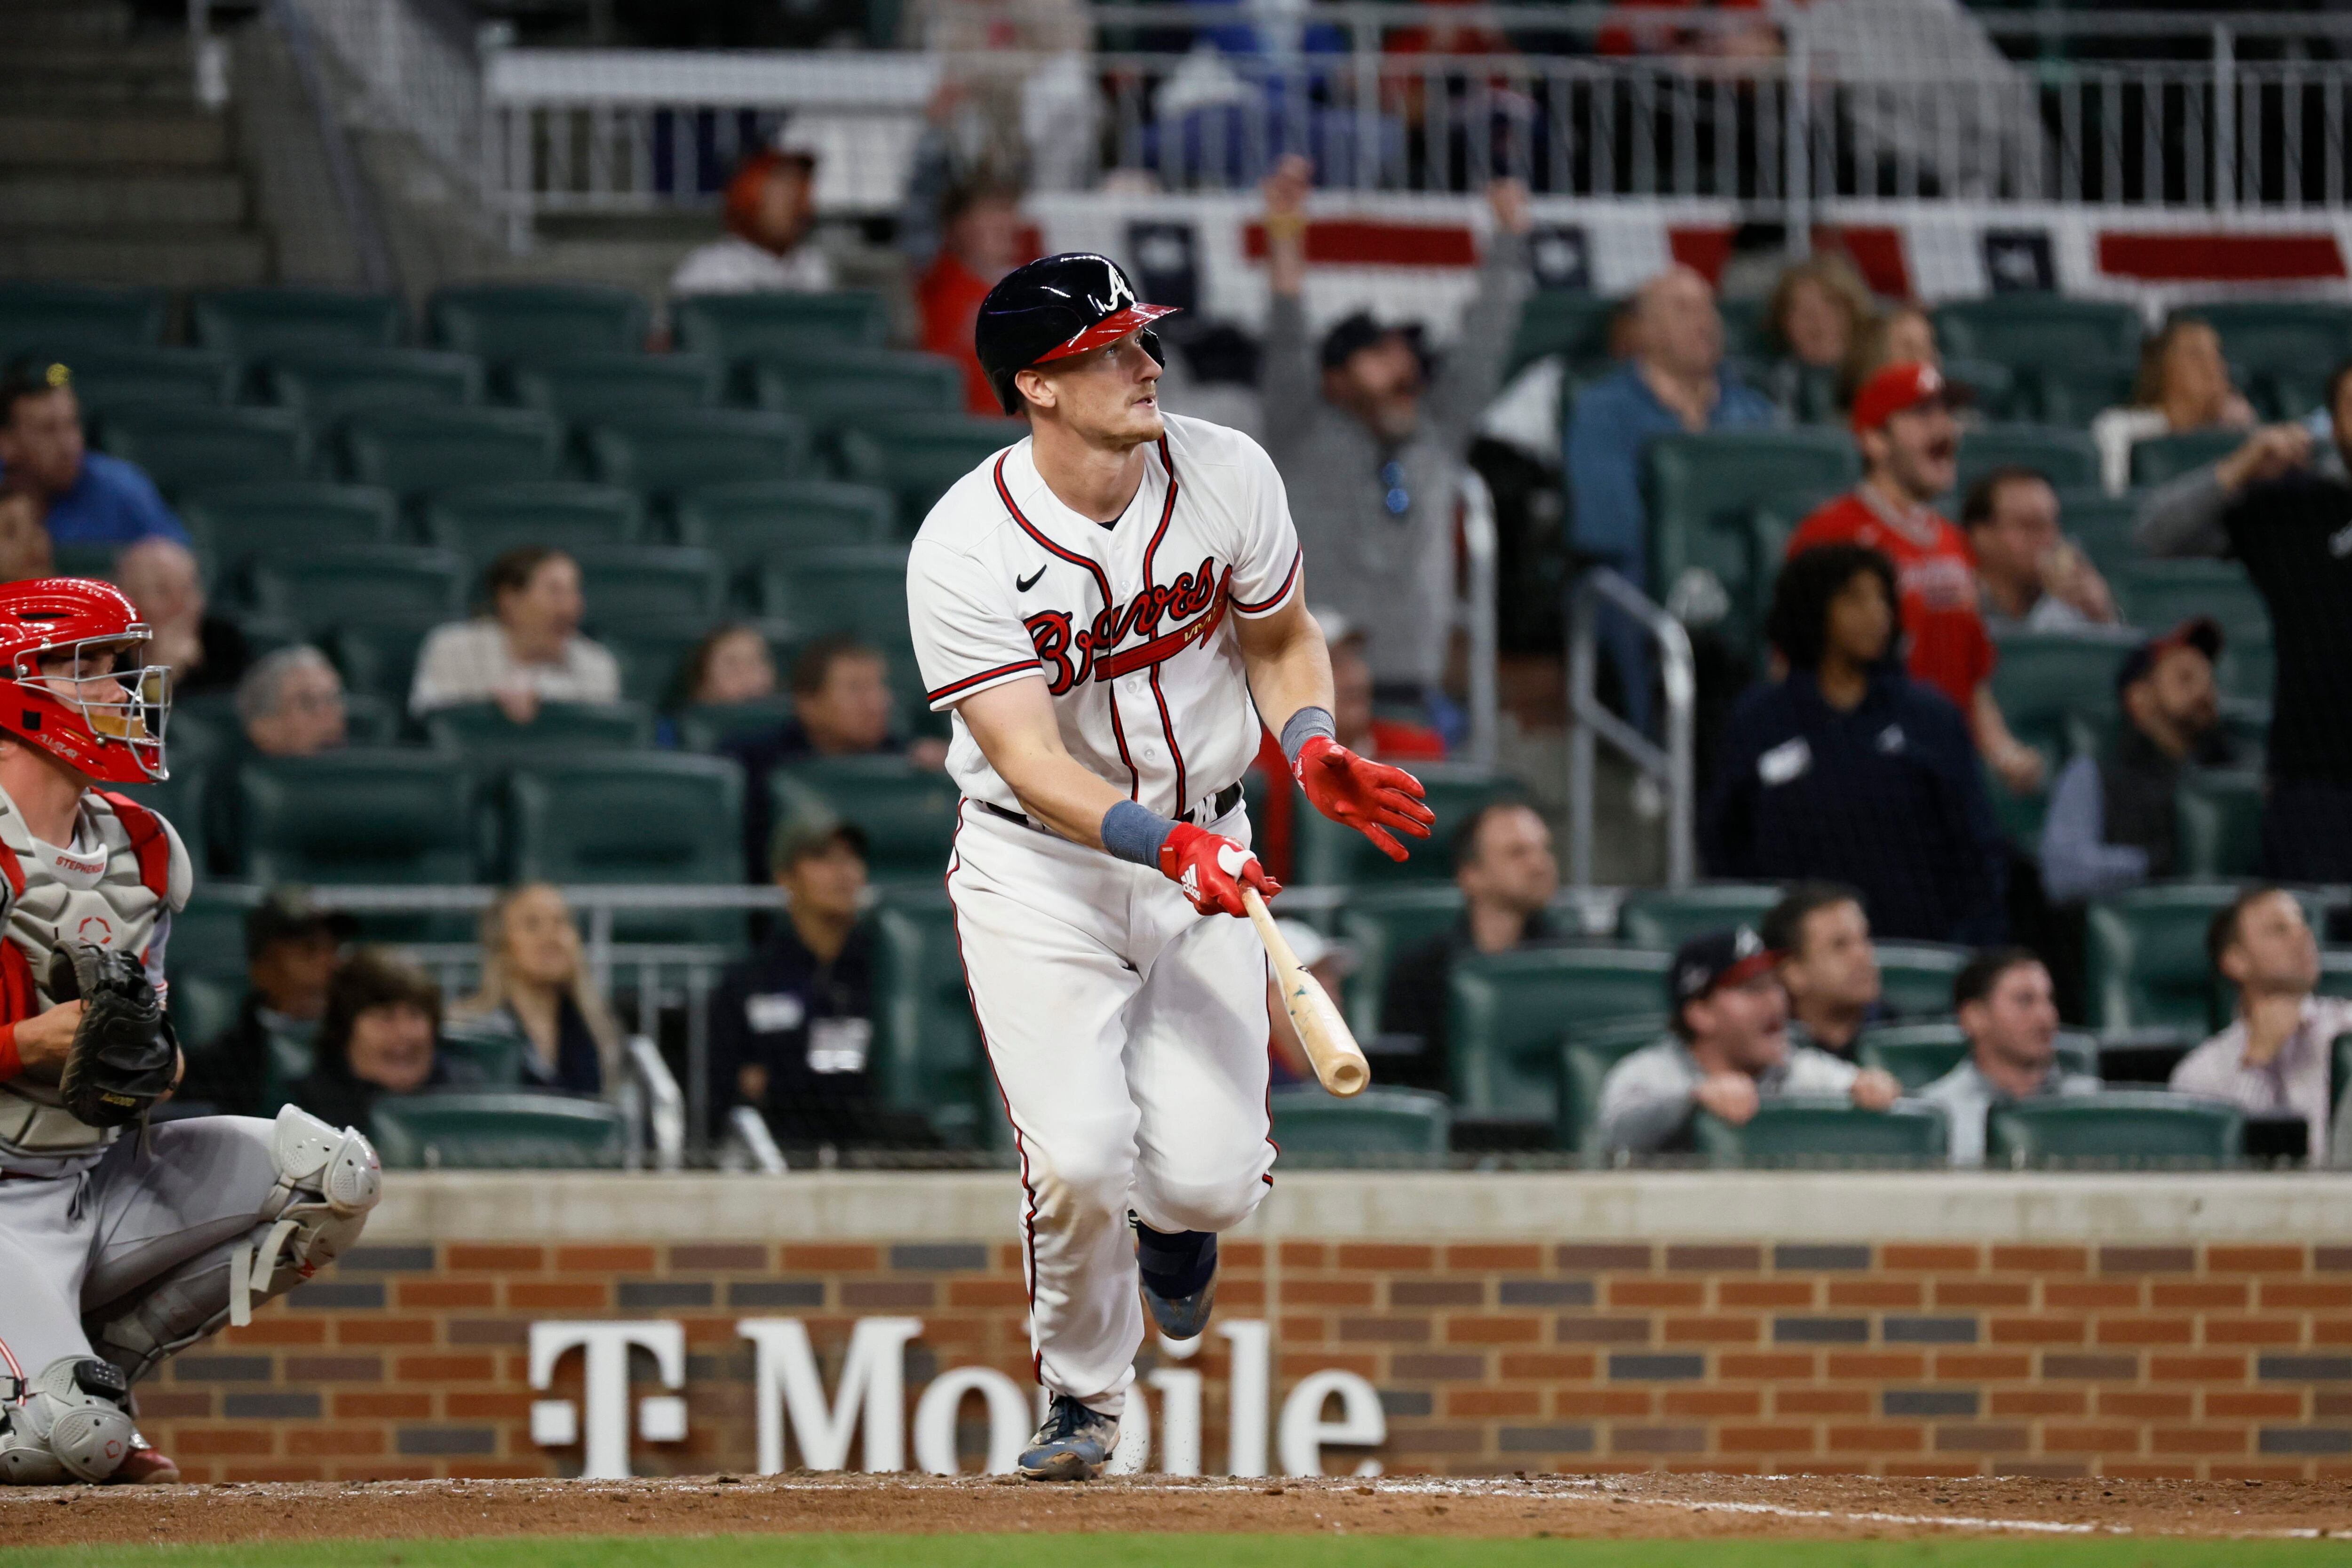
[1019,1394,1120,1480]
[1135,1219,1217,1340]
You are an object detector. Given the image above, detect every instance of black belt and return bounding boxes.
[977,780,1243,835]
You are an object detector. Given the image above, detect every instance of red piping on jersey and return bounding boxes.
[1233,546,1302,614]
[0,841,24,901]
[993,454,1141,799]
[1141,438,1191,811]
[95,791,170,900]
[945,803,1044,1383]
[926,658,1042,706]
[1091,575,1230,683]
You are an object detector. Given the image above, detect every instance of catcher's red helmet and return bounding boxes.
[0,578,170,785]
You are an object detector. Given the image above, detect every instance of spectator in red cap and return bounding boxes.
[1786,360,2044,795]
[670,125,832,298]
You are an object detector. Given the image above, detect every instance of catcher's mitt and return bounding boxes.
[48,943,176,1129]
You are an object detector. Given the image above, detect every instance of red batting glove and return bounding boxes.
[1157,822,1280,918]
[1293,736,1435,862]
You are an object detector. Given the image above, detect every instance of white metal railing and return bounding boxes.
[1566,566,1695,890]
[1458,472,1500,772]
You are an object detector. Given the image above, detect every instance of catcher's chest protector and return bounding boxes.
[0,786,189,1158]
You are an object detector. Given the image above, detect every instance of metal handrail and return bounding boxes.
[730,1105,789,1174]
[624,1035,686,1172]
[1459,471,1500,773]
[1566,567,1694,890]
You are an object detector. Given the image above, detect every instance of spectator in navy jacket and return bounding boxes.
[0,360,188,547]
[1704,543,2008,944]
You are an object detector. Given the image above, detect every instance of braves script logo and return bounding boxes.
[1023,556,1232,695]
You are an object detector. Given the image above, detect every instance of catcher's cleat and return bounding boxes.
[110,1436,180,1485]
[1018,1394,1119,1481]
[1134,1220,1217,1341]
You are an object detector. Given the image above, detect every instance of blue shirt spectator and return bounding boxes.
[0,363,188,547]
[1704,542,2007,945]
[1564,265,1775,733]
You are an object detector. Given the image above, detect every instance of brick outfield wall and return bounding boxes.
[136,1237,2352,1484]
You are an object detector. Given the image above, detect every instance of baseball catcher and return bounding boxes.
[0,579,379,1484]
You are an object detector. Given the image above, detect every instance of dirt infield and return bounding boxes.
[5,1472,2352,1547]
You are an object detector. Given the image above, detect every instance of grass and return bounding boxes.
[6,1539,2352,1568]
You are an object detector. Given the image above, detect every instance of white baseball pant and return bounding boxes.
[948,798,1275,1419]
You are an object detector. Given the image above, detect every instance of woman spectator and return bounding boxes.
[409,547,620,720]
[670,623,778,711]
[290,948,478,1130]
[1763,255,1874,422]
[1840,302,1940,409]
[447,884,622,1097]
[1705,542,2008,945]
[2091,315,2256,495]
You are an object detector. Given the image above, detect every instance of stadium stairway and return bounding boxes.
[0,0,269,290]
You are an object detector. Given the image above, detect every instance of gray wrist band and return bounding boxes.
[1280,706,1338,765]
[1101,799,1176,867]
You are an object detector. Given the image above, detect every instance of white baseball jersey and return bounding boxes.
[906,412,1303,821]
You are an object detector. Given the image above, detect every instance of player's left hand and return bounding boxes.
[1293,737,1435,862]
[1157,823,1280,919]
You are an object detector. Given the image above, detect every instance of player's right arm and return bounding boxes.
[0,1002,86,1082]
[955,675,1135,851]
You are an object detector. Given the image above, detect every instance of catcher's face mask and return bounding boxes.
[20,636,171,783]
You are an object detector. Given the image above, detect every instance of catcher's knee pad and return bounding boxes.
[87,1107,381,1385]
[0,1358,135,1484]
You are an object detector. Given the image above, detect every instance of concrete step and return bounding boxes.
[0,231,270,291]
[0,43,196,109]
[0,0,131,45]
[0,114,230,171]
[0,172,248,229]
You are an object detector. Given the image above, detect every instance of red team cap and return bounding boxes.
[1851,360,1962,434]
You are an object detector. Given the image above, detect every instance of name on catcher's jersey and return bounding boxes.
[906,413,1303,820]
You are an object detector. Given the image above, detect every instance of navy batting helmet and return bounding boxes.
[974,252,1179,415]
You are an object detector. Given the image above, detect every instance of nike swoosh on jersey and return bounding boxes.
[1017,565,1048,592]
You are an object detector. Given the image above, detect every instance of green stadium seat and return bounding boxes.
[2053,489,2140,578]
[165,975,244,1064]
[1269,1086,1450,1160]
[2175,769,2266,880]
[1695,1098,1948,1169]
[1447,947,1672,1122]
[54,346,234,415]
[1557,1014,1671,1155]
[1985,1090,2242,1169]
[1644,430,1859,658]
[1933,298,2143,372]
[340,406,563,495]
[749,349,964,431]
[1334,885,1464,1035]
[671,291,889,362]
[674,480,898,589]
[771,755,961,886]
[191,288,405,358]
[1293,766,1521,888]
[0,282,167,358]
[1507,291,1619,376]
[2186,301,2352,420]
[1875,943,1970,1019]
[436,1022,529,1088]
[329,625,432,703]
[422,700,654,770]
[2025,363,2138,429]
[426,282,650,365]
[1855,1021,2099,1093]
[2217,629,2273,706]
[1716,298,1768,361]
[96,405,309,493]
[164,892,253,983]
[1941,357,2022,422]
[758,545,913,646]
[504,755,744,941]
[260,347,481,429]
[1782,363,1845,427]
[1616,883,1783,950]
[606,619,729,708]
[1986,630,2138,764]
[2113,559,2267,640]
[581,409,810,496]
[370,1091,627,1169]
[675,697,795,754]
[834,412,1027,529]
[249,546,465,637]
[418,482,647,564]
[2128,430,2244,490]
[2081,883,2329,1034]
[504,353,720,424]
[1955,425,2101,497]
[181,483,400,576]
[870,889,991,1147]
[236,750,476,885]
[570,545,728,630]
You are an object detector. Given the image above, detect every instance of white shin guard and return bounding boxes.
[0,1357,136,1484]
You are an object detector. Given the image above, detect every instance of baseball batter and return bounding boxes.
[907,254,1435,1480]
[0,579,379,1484]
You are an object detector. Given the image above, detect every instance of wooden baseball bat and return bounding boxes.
[1242,886,1370,1098]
